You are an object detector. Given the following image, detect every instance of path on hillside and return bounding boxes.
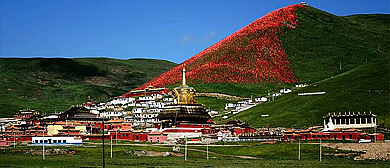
[84,142,257,159]
[196,93,244,101]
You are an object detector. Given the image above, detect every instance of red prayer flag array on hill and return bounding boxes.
[132,4,303,92]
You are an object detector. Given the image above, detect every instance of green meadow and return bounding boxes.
[1,141,389,167]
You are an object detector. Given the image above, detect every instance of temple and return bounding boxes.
[323,111,377,130]
[157,65,211,127]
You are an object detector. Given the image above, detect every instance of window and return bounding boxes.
[341,118,345,124]
[53,140,57,143]
[35,140,39,143]
[63,140,66,143]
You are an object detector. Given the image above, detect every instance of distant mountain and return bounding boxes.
[0,58,176,117]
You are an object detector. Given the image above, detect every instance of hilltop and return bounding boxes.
[220,6,390,127]
[136,4,303,90]
[138,5,390,127]
[0,58,176,117]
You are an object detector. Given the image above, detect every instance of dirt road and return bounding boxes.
[322,142,390,160]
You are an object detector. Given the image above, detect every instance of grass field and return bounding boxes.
[1,141,389,167]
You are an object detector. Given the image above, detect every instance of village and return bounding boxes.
[0,67,385,148]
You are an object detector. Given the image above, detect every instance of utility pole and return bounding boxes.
[207,139,209,160]
[102,114,105,168]
[298,139,301,161]
[110,134,113,159]
[319,139,322,162]
[116,129,118,146]
[13,132,15,148]
[375,126,377,143]
[43,127,45,160]
[185,135,187,161]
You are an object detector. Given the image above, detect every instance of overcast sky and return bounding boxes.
[1,0,389,63]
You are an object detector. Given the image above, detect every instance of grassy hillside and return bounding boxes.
[283,6,389,83]
[224,54,389,128]
[196,6,390,127]
[0,58,176,117]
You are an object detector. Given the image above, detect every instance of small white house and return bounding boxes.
[225,103,235,109]
[146,108,162,113]
[100,111,127,118]
[295,83,308,88]
[43,114,59,119]
[217,131,232,141]
[280,88,292,94]
[139,96,157,101]
[132,108,144,114]
[208,111,219,115]
[272,93,282,97]
[255,97,267,102]
[110,97,135,105]
[244,99,253,104]
[163,97,174,102]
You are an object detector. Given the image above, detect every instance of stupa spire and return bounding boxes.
[182,64,187,87]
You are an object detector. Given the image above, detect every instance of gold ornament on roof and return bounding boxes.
[173,64,196,104]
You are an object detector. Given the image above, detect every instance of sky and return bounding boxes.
[1,0,389,63]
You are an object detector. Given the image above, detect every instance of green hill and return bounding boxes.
[225,55,389,128]
[0,58,176,117]
[193,6,390,127]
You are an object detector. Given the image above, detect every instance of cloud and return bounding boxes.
[178,35,194,45]
[203,31,217,41]
[178,31,217,46]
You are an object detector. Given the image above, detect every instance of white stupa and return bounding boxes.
[323,117,335,131]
